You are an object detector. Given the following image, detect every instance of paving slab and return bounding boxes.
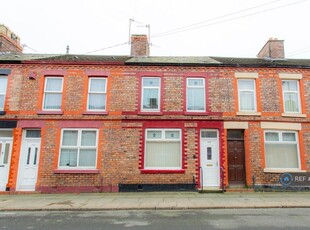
[0,192,309,211]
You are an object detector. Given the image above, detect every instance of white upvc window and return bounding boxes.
[87,78,107,111]
[238,79,256,112]
[59,129,98,169]
[0,76,8,110]
[186,78,206,112]
[141,77,160,112]
[282,80,301,113]
[145,129,182,170]
[264,130,300,170]
[43,77,63,110]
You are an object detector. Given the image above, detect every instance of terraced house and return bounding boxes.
[0,25,309,193]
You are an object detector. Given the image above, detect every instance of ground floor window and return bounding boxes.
[145,129,182,169]
[59,129,98,169]
[264,130,300,169]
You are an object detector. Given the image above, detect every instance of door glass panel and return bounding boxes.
[33,148,38,165]
[0,130,13,137]
[3,143,9,164]
[27,147,31,165]
[227,130,244,140]
[207,147,212,160]
[26,130,41,138]
[201,131,217,138]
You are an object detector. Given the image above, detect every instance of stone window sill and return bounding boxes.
[264,168,306,173]
[281,113,306,118]
[237,112,261,116]
[37,110,64,115]
[54,169,100,174]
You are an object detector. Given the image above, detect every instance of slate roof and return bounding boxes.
[0,53,310,68]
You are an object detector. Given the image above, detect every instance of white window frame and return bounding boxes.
[282,80,301,113]
[237,79,257,112]
[144,128,182,170]
[42,77,63,111]
[58,129,98,169]
[0,76,8,111]
[186,78,206,112]
[141,77,161,112]
[264,130,301,170]
[87,77,107,111]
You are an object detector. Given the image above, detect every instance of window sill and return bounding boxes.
[83,111,108,115]
[54,169,100,174]
[237,111,261,116]
[138,111,163,116]
[0,111,5,115]
[141,169,185,174]
[281,113,306,118]
[37,110,64,115]
[264,168,306,173]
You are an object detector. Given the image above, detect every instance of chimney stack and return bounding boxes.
[0,24,23,54]
[130,34,149,56]
[257,38,284,59]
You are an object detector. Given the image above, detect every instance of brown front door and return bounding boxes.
[227,130,245,185]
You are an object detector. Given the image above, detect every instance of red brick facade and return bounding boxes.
[0,57,310,193]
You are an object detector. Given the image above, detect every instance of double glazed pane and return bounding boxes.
[142,78,160,110]
[60,130,97,168]
[44,78,62,110]
[88,78,106,110]
[282,80,300,113]
[265,131,299,169]
[145,130,181,169]
[187,79,205,111]
[238,80,255,111]
[0,76,8,110]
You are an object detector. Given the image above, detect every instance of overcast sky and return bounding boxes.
[2,0,310,58]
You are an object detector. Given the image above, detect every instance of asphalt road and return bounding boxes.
[1,208,309,230]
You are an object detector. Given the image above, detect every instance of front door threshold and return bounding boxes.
[198,186,223,193]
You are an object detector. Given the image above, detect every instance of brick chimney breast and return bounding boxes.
[257,38,284,59]
[0,24,23,54]
[130,34,149,57]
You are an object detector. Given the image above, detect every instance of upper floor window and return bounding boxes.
[59,129,98,169]
[238,79,256,112]
[0,76,8,111]
[264,130,300,169]
[87,78,107,111]
[282,80,301,113]
[43,77,63,110]
[186,78,205,112]
[145,129,182,170]
[141,77,160,112]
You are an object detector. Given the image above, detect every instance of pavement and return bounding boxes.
[0,192,310,211]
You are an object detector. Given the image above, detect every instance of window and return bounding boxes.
[0,76,8,110]
[186,78,205,111]
[59,129,98,168]
[145,129,182,169]
[43,77,63,110]
[87,78,107,111]
[141,77,160,111]
[238,79,256,112]
[282,80,301,113]
[264,131,300,169]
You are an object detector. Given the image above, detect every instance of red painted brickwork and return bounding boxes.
[1,61,310,192]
